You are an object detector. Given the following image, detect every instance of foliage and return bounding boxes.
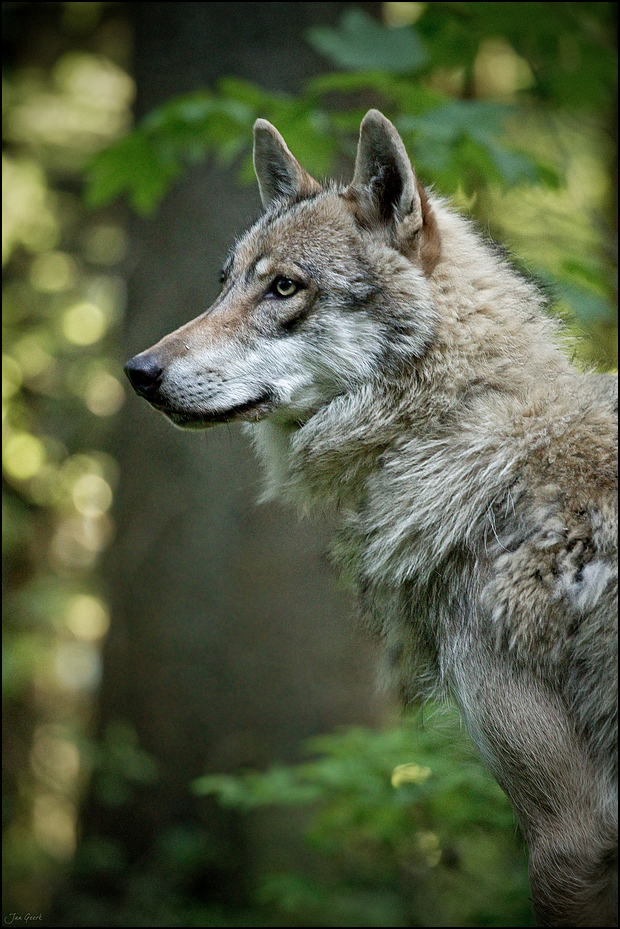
[83,3,617,368]
[193,704,535,927]
[83,30,542,213]
[84,3,616,210]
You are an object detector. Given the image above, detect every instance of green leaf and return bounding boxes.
[216,76,286,112]
[483,139,540,186]
[142,90,218,129]
[85,131,182,215]
[306,71,446,118]
[398,100,548,189]
[307,9,427,74]
[192,766,321,810]
[400,100,512,145]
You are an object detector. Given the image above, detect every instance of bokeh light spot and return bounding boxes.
[71,472,113,517]
[62,301,107,345]
[3,432,46,480]
[84,370,125,416]
[30,251,78,292]
[65,594,110,642]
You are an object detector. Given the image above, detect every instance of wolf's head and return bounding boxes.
[124,110,440,429]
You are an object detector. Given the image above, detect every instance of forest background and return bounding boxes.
[3,2,617,926]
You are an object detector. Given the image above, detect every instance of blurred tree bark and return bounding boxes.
[76,1,386,916]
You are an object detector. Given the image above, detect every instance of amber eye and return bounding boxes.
[272,277,298,298]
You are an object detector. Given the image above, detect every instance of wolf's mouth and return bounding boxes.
[155,391,276,429]
[123,354,278,428]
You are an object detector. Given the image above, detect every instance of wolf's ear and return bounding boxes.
[346,110,440,272]
[349,110,416,223]
[253,119,321,207]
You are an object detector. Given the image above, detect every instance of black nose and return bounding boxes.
[124,353,164,398]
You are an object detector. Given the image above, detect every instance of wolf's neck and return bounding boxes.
[427,203,574,395]
[250,382,405,509]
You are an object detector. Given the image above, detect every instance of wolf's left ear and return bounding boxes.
[346,110,440,272]
[253,119,321,207]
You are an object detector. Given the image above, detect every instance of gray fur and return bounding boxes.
[125,110,618,927]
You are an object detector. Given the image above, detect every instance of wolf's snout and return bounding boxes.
[124,353,164,399]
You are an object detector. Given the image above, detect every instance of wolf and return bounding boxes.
[124,110,618,926]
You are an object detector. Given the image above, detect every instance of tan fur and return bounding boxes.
[125,111,618,926]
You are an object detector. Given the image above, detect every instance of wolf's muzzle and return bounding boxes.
[124,353,164,399]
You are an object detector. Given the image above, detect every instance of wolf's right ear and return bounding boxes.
[253,120,321,208]
[346,110,440,273]
[348,110,416,224]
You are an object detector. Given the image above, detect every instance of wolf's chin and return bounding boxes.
[159,391,278,429]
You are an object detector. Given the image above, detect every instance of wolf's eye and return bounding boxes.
[272,277,298,298]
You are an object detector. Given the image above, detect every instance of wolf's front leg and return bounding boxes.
[452,654,617,927]
[528,824,617,927]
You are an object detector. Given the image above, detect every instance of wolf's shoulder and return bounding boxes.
[486,374,617,627]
